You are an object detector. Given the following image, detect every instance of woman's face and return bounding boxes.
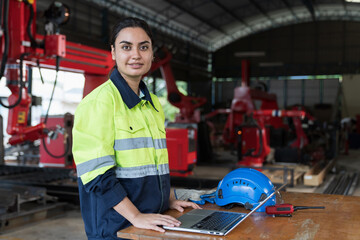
[111,27,153,81]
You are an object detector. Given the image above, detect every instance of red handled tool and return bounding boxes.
[266,204,325,217]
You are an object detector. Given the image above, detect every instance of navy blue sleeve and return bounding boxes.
[82,167,127,209]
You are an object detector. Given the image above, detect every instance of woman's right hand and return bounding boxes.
[113,197,180,232]
[130,213,181,232]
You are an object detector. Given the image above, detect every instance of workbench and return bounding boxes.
[117,192,360,239]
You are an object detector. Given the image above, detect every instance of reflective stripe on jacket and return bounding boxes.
[72,68,170,239]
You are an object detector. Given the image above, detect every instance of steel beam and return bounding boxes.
[87,0,208,50]
[213,0,251,28]
[248,0,274,23]
[165,0,228,36]
[301,0,316,21]
[280,0,299,22]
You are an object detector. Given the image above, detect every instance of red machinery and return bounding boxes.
[1,1,204,176]
[1,0,112,168]
[206,60,311,167]
[238,109,307,167]
[2,0,113,147]
[165,126,197,177]
[149,48,207,123]
[39,113,74,168]
[149,48,207,176]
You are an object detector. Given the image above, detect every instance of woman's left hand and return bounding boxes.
[169,199,202,212]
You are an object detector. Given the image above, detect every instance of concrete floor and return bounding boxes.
[0,210,86,240]
[1,150,359,239]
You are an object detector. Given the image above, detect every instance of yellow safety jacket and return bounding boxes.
[72,68,170,239]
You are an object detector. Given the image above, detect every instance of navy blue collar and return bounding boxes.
[110,68,158,111]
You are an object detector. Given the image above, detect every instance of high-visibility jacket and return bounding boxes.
[72,68,170,240]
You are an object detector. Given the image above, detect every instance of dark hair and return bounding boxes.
[110,17,154,48]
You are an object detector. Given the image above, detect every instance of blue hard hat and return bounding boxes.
[214,168,277,212]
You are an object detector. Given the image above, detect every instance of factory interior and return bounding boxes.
[1,0,360,239]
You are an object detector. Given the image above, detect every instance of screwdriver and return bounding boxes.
[266,204,325,217]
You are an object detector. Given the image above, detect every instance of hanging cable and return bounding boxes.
[36,60,45,84]
[23,0,43,48]
[43,56,60,124]
[42,133,71,159]
[43,73,58,124]
[41,56,71,158]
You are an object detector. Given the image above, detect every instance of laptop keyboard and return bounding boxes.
[191,211,242,231]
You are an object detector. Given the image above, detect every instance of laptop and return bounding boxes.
[164,183,286,236]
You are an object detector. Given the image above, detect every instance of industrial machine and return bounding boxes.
[149,48,207,176]
[1,0,203,177]
[149,48,207,124]
[0,0,113,168]
[39,113,74,168]
[205,60,329,167]
[0,1,87,225]
[1,2,111,134]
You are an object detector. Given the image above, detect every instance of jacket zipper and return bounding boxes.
[142,101,164,213]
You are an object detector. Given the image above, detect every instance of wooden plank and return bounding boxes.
[262,164,309,186]
[286,186,317,193]
[263,169,304,186]
[304,159,336,186]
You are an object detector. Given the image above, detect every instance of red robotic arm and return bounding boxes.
[2,0,113,145]
[149,48,207,123]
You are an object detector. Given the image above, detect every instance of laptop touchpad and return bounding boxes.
[177,210,214,228]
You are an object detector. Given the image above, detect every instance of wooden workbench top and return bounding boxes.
[117,192,360,240]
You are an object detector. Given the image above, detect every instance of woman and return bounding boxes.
[72,17,200,239]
